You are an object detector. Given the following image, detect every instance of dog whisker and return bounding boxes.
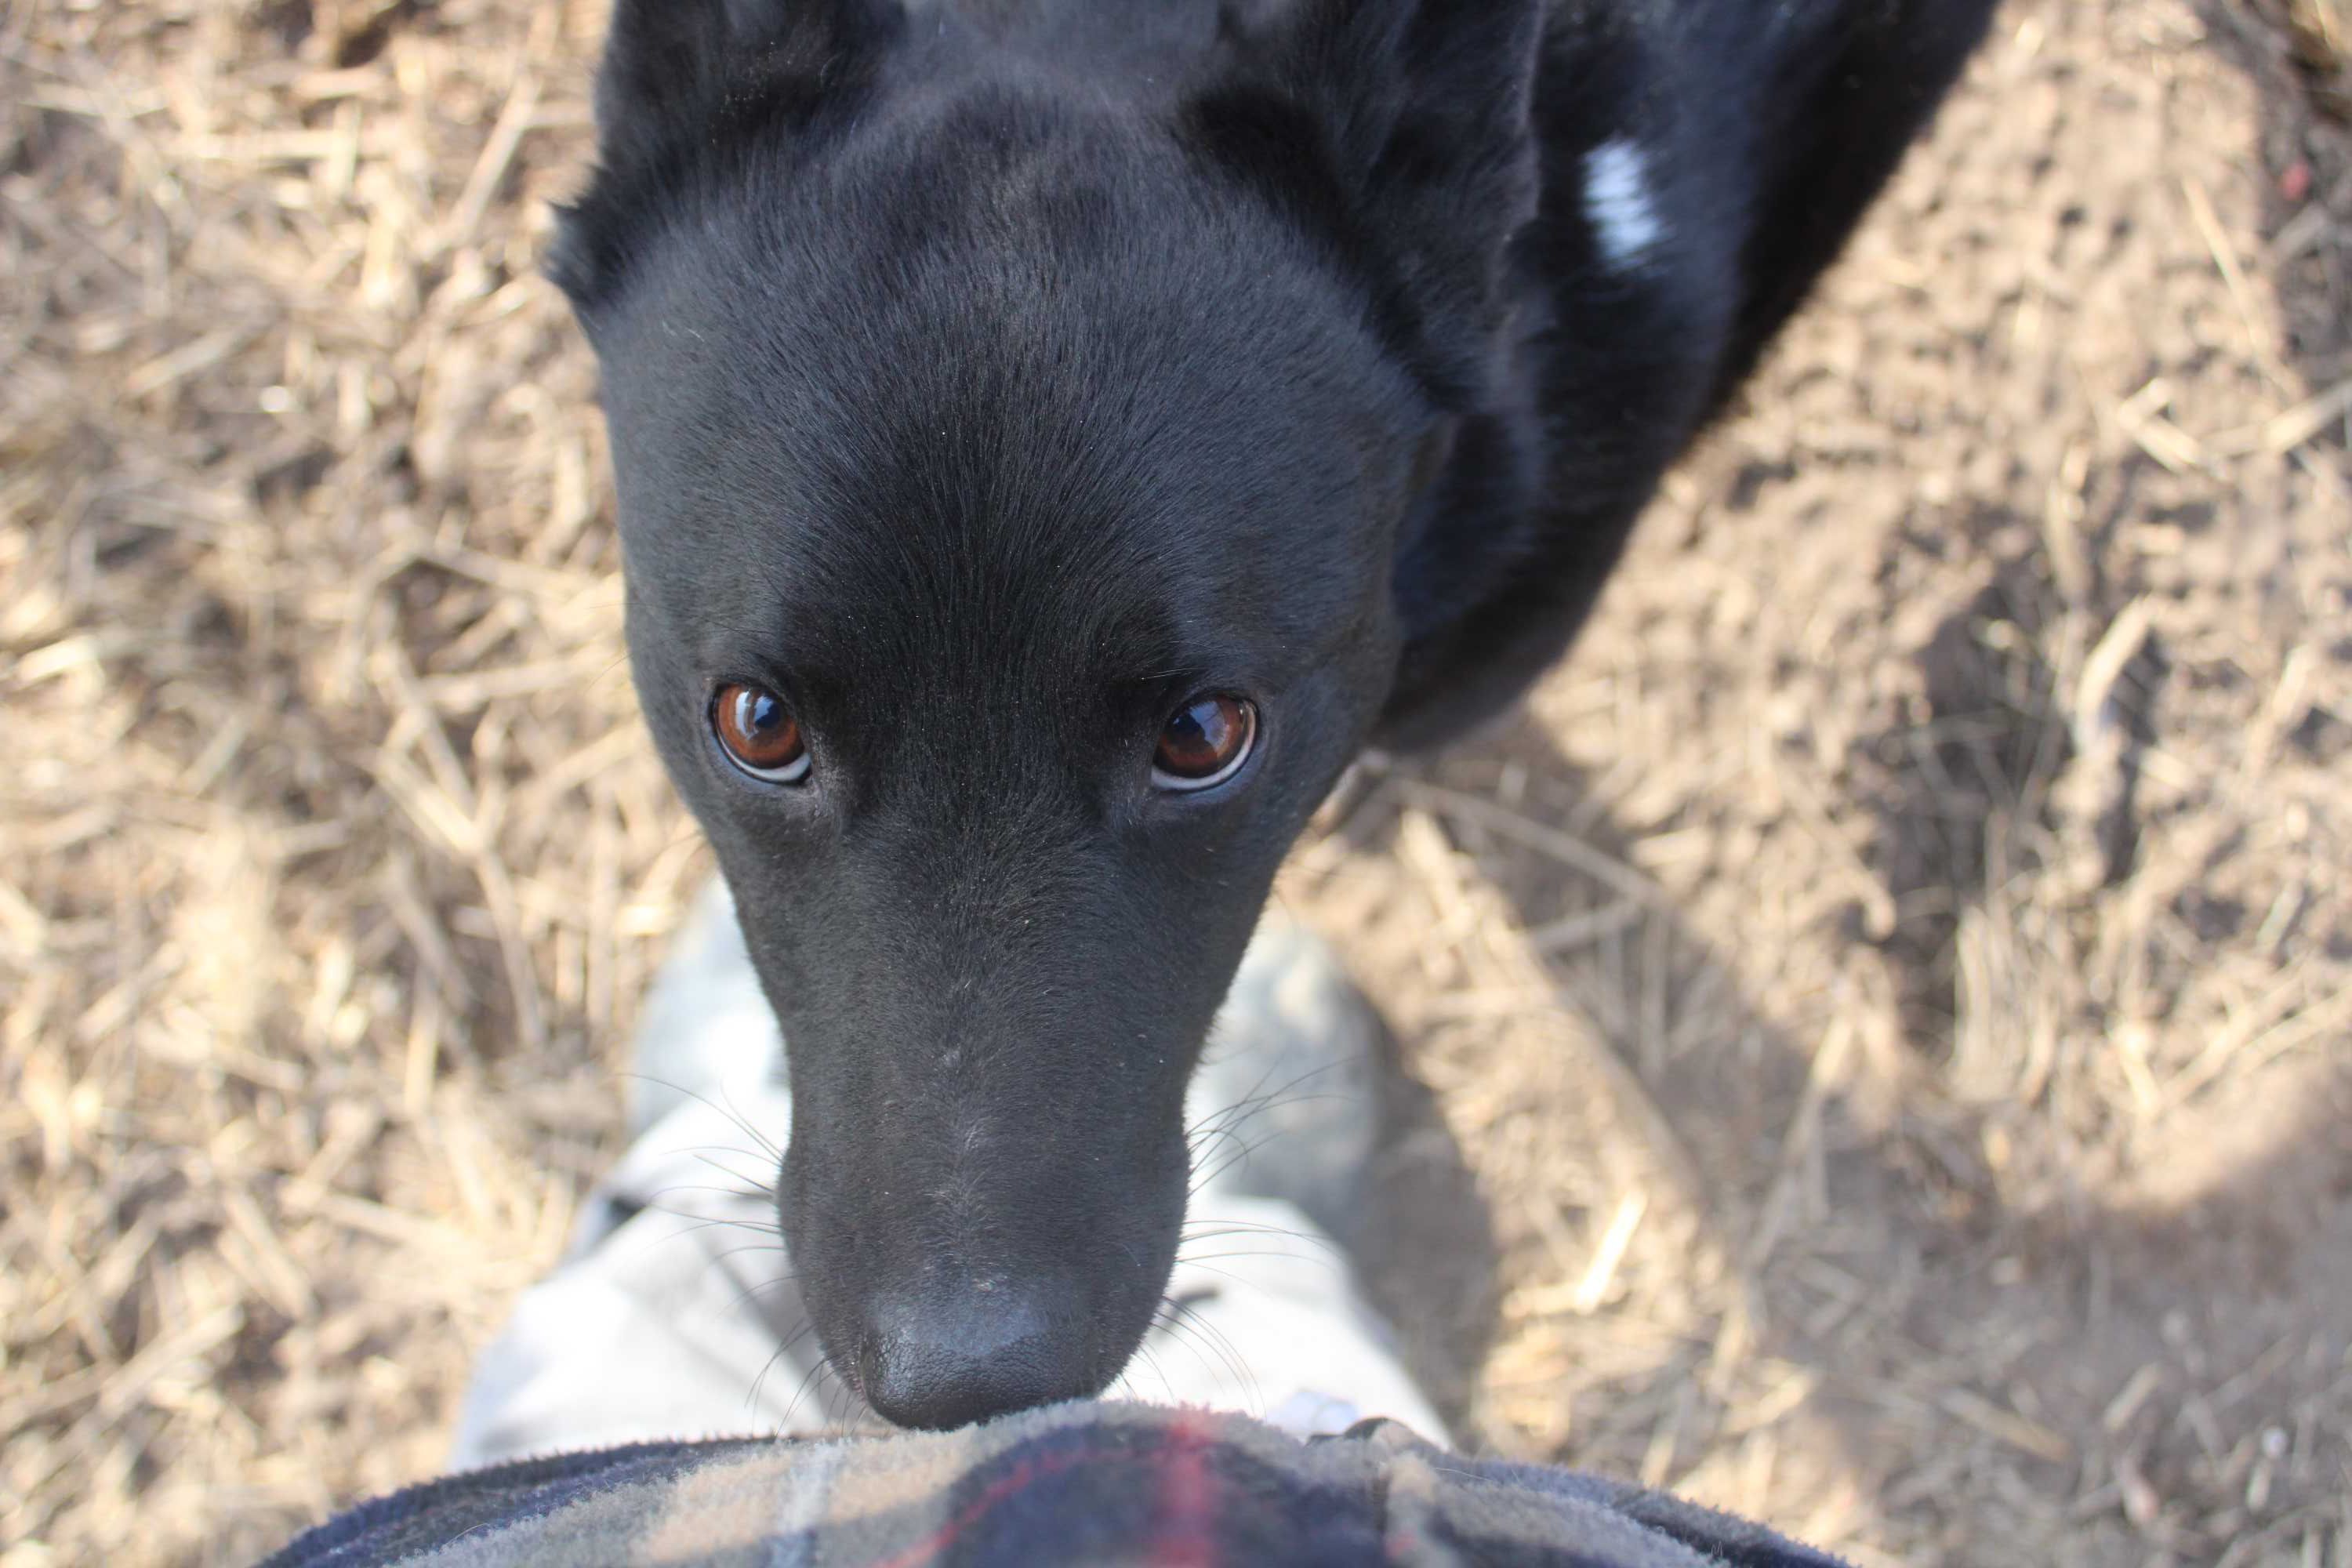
[1186,1126,1298,1197]
[824,1359,860,1428]
[749,1319,816,1418]
[644,1179,779,1210]
[1175,1247,1340,1269]
[1166,1302,1258,1407]
[1183,1061,1347,1143]
[1176,1243,1342,1269]
[1122,1334,1174,1403]
[1184,1065,1359,1196]
[1149,1296,1262,1415]
[710,1242,794,1269]
[620,1073,789,1163]
[1176,1218,1318,1237]
[682,1149,782,1196]
[724,1272,807,1324]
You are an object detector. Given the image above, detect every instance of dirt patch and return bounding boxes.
[3,2,2348,1565]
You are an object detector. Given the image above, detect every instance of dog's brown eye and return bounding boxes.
[713,683,810,783]
[1152,695,1256,791]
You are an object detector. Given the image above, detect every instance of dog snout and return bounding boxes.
[858,1273,1100,1430]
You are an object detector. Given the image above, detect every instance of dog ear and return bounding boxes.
[590,0,898,160]
[1186,0,1544,405]
[554,0,902,307]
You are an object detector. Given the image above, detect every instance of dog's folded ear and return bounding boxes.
[553,0,903,309]
[1185,0,1544,406]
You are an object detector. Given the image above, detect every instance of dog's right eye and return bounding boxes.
[712,683,811,783]
[1152,694,1257,791]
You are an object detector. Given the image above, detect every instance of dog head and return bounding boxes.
[558,0,1540,1428]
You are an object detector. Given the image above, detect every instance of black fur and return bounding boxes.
[559,0,1998,1429]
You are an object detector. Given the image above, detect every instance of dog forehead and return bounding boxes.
[599,76,1411,461]
[650,417,1350,713]
[597,118,1413,684]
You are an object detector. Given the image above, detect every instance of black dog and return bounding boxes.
[554,0,1998,1430]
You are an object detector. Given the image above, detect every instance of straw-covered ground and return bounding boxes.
[4,1,2348,1563]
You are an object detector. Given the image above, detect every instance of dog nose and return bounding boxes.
[860,1278,1094,1430]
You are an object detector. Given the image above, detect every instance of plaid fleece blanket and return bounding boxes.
[260,1401,1847,1567]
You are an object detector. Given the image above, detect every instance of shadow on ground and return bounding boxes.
[1324,692,2349,1563]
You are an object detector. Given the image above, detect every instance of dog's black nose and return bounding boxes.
[861,1279,1095,1430]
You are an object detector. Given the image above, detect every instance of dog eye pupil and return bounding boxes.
[1153,695,1254,786]
[713,683,808,778]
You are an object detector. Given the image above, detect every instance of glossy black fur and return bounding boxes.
[558,0,1998,1429]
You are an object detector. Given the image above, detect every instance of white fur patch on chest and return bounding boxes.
[1583,138,1665,271]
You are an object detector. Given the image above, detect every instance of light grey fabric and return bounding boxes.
[449,888,1444,1468]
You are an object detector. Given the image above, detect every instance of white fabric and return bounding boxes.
[452,1097,1443,1464]
[450,895,1445,1467]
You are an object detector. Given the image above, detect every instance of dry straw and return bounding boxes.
[5,2,2350,1566]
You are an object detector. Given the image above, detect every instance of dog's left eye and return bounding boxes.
[1152,695,1256,791]
[712,683,811,783]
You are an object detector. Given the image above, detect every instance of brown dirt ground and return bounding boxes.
[3,1,2348,1563]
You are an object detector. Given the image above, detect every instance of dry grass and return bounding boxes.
[2,2,686,1557]
[2,2,2348,1565]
